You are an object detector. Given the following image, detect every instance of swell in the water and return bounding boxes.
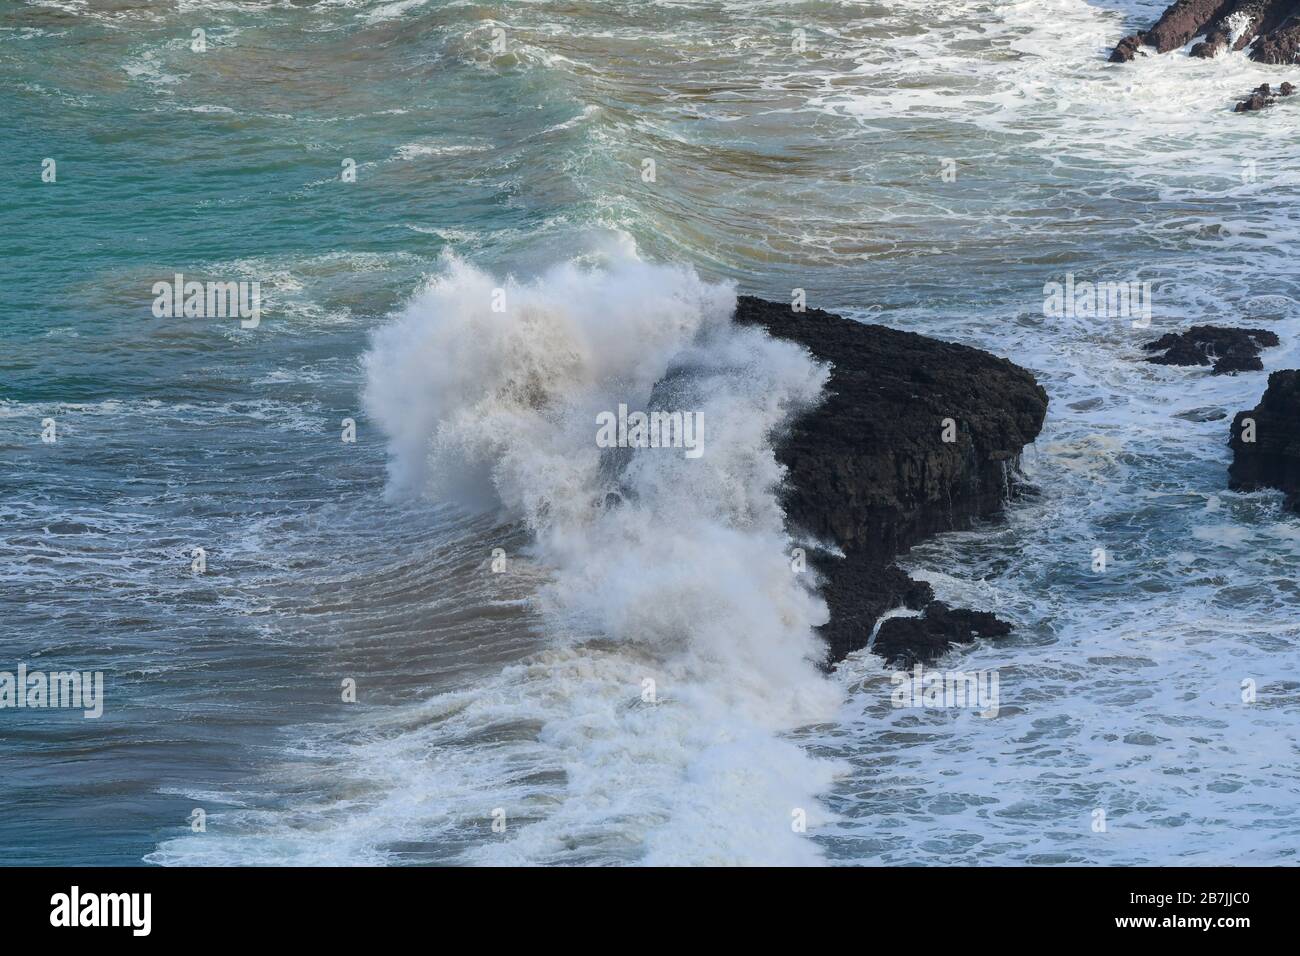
[359,243,845,864]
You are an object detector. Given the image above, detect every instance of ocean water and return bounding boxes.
[2,0,1298,866]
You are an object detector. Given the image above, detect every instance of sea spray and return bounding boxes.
[362,250,846,864]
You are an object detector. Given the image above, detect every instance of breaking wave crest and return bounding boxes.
[360,245,845,864]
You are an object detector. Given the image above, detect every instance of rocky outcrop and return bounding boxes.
[1253,27,1300,63]
[807,555,935,663]
[874,603,1013,670]
[734,296,1049,666]
[1229,369,1300,511]
[1234,81,1297,110]
[1142,325,1280,373]
[1111,0,1300,65]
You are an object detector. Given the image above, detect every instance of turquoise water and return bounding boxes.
[3,0,1300,865]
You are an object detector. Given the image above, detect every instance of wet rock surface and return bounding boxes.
[1142,325,1280,374]
[1229,369,1300,512]
[873,603,1014,670]
[1111,0,1300,69]
[734,296,1048,666]
[1234,82,1297,111]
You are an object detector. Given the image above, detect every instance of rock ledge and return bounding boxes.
[734,296,1048,665]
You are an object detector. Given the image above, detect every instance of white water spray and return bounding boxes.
[362,248,846,864]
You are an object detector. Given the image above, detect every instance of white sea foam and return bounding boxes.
[354,246,844,863]
[748,0,1300,864]
[391,142,490,161]
[131,0,1300,867]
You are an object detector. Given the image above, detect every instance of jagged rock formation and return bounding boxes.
[733,297,1049,666]
[1142,325,1280,374]
[873,603,1013,670]
[1111,0,1300,65]
[1229,369,1300,511]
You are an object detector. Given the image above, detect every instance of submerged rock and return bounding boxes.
[1174,405,1230,422]
[1142,325,1279,374]
[1229,369,1300,512]
[1235,87,1277,112]
[1233,81,1297,111]
[734,296,1048,666]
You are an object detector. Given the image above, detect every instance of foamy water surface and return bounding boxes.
[3,0,1298,865]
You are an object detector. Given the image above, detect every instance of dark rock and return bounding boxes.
[1190,31,1231,58]
[1211,354,1264,374]
[810,553,932,663]
[1110,32,1148,63]
[1283,81,1297,94]
[873,603,1014,670]
[734,296,1048,665]
[1142,324,1279,373]
[1122,0,1237,56]
[735,297,1048,563]
[1229,369,1300,512]
[1235,86,1278,111]
[1112,1,1300,79]
[1252,21,1300,63]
